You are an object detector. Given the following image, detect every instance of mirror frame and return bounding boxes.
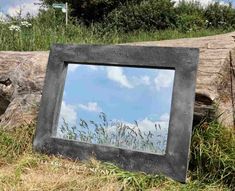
[33,44,199,182]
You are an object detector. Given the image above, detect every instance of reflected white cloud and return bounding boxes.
[0,12,6,22]
[138,118,168,132]
[154,70,174,91]
[107,67,133,88]
[131,75,151,86]
[68,65,175,92]
[68,64,99,73]
[68,65,79,72]
[160,113,170,122]
[78,102,102,112]
[87,65,98,70]
[59,101,77,127]
[105,117,169,154]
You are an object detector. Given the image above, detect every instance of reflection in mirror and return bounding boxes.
[56,64,175,155]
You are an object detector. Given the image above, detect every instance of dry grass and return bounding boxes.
[0,153,230,191]
[0,123,234,191]
[0,155,121,191]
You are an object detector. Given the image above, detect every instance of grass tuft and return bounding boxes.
[190,122,235,189]
[0,123,35,165]
[0,122,234,190]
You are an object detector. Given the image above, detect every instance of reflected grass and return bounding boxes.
[59,112,167,154]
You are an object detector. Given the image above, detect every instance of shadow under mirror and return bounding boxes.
[56,64,175,155]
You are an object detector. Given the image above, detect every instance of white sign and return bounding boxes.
[52,3,68,25]
[52,3,65,9]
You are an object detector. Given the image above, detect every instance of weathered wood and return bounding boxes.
[0,52,47,128]
[129,32,235,128]
[0,32,235,128]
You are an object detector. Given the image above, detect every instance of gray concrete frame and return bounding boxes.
[33,44,199,183]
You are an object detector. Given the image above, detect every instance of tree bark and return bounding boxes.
[1,32,235,129]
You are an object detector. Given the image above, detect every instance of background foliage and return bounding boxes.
[1,0,234,51]
[40,0,235,32]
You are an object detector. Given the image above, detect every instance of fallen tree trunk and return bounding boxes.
[130,32,235,128]
[0,32,235,128]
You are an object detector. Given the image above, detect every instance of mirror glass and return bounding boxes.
[56,64,175,155]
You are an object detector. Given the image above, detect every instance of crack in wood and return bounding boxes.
[0,78,12,86]
[229,51,235,128]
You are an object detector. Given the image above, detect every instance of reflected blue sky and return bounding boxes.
[57,64,175,154]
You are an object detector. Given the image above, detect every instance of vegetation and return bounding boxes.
[0,0,235,51]
[0,121,234,190]
[40,0,235,31]
[60,112,167,154]
[190,122,235,189]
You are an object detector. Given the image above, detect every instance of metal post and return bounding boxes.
[66,2,68,26]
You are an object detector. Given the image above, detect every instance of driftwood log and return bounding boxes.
[130,32,235,128]
[0,32,235,129]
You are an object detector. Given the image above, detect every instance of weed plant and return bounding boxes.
[59,112,167,154]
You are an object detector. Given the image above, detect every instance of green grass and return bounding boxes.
[190,122,235,189]
[0,122,234,190]
[1,4,234,51]
[0,16,232,51]
[0,123,35,164]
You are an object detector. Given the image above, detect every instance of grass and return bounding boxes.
[60,112,167,154]
[190,122,235,188]
[0,12,233,51]
[0,122,234,190]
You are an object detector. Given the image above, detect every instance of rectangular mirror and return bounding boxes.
[33,44,199,183]
[57,64,175,155]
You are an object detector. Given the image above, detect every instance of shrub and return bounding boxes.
[35,8,66,27]
[104,0,176,32]
[175,0,204,15]
[204,2,235,29]
[41,0,235,33]
[175,1,206,32]
[41,0,132,24]
[176,13,206,32]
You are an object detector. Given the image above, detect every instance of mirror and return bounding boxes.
[56,64,175,155]
[33,44,199,182]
